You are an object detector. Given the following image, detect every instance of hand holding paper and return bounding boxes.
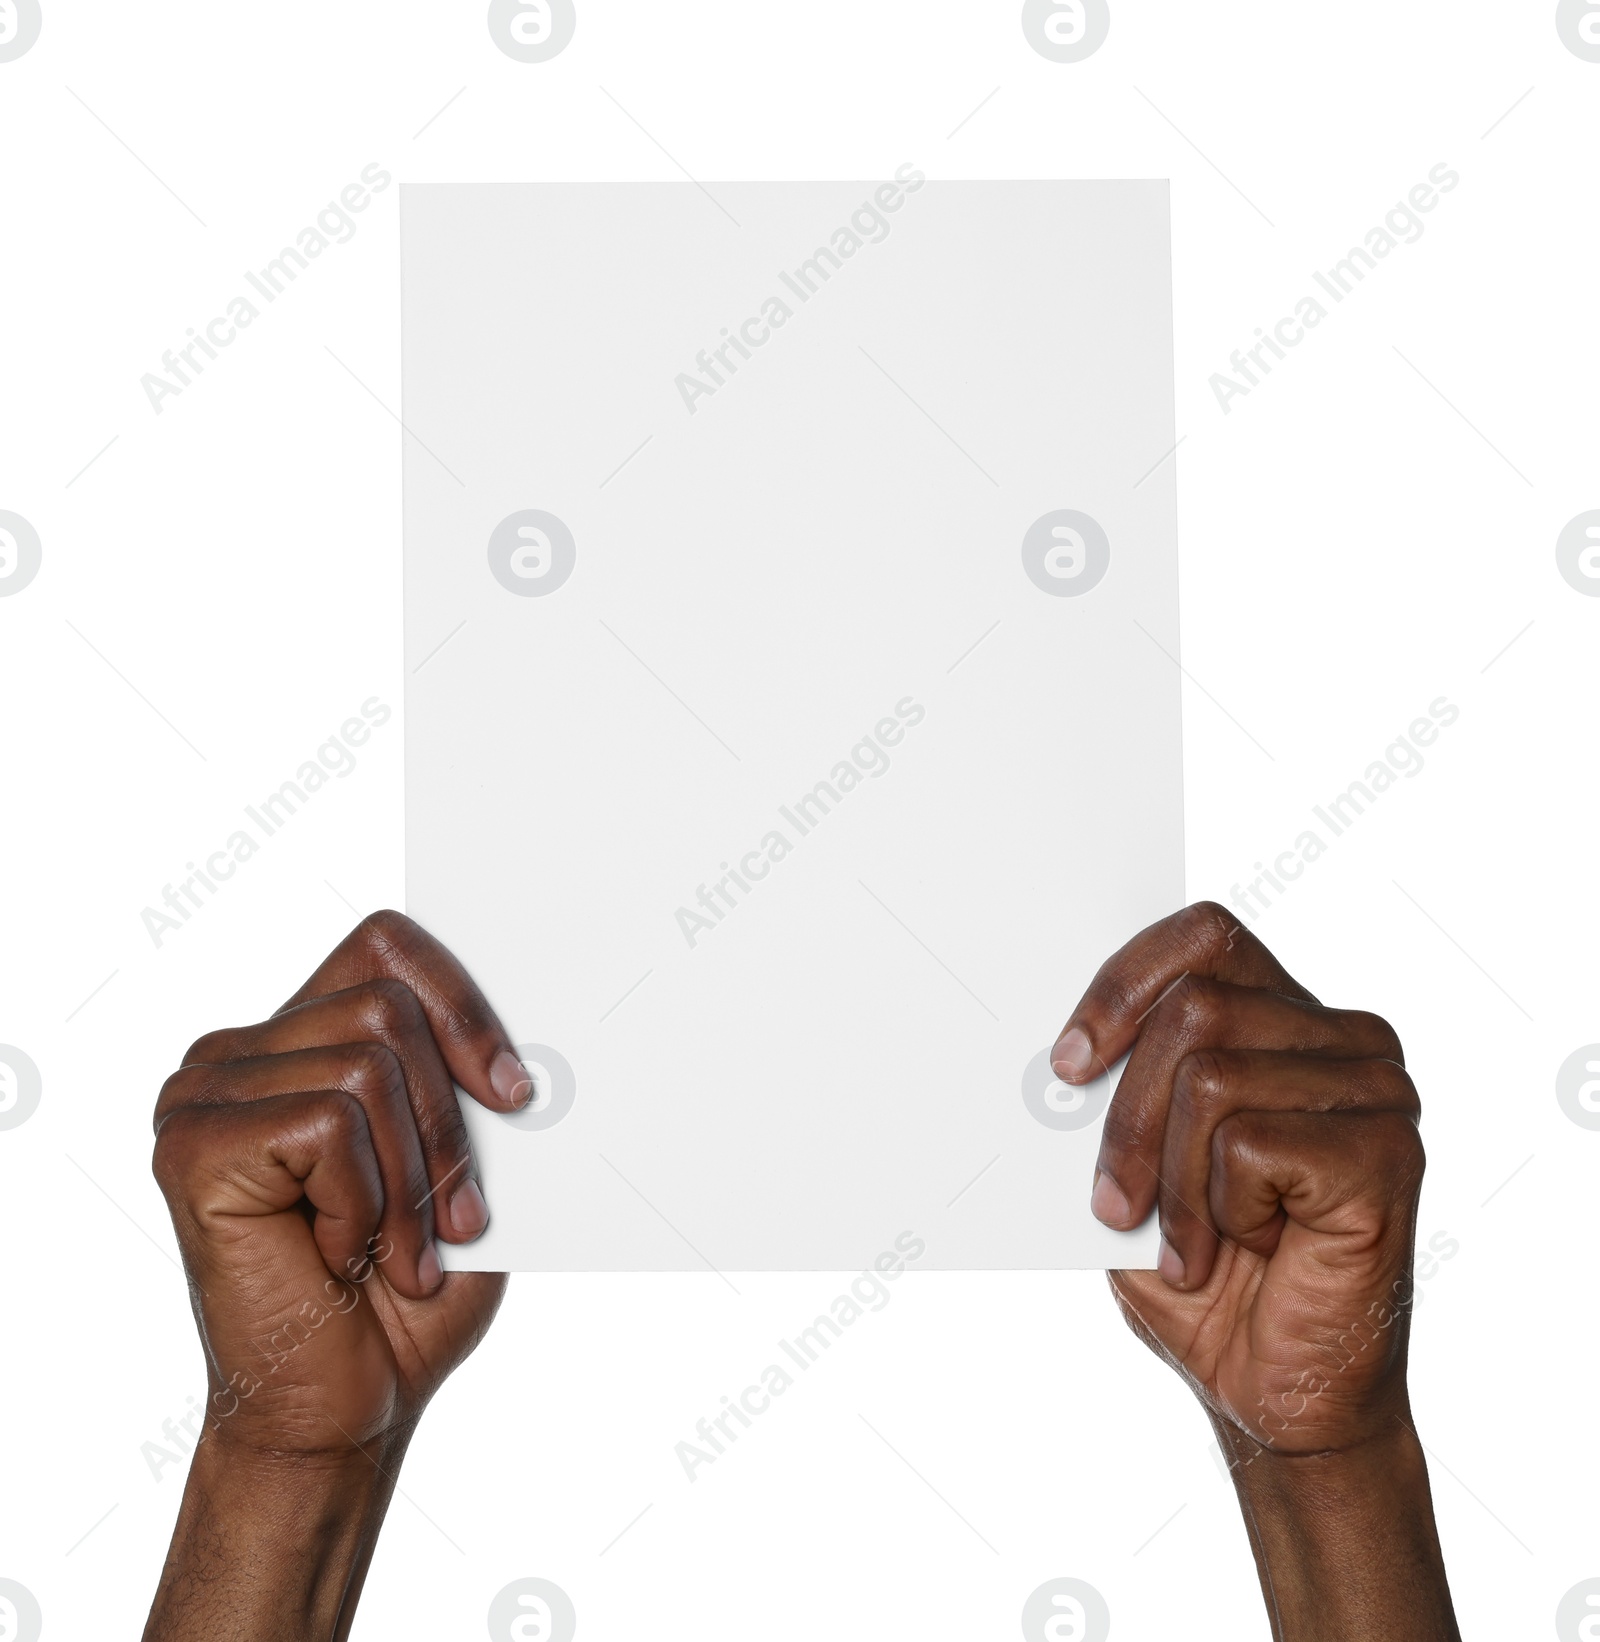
[144,912,515,1640]
[142,908,1457,1640]
[1056,903,1456,1641]
[1053,903,1422,1449]
[151,911,516,1455]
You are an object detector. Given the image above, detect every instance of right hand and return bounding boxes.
[152,910,533,1461]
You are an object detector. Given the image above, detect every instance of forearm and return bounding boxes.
[143,1431,409,1642]
[1216,1415,1459,1642]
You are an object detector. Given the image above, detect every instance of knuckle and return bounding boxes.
[1171,1048,1231,1122]
[1088,967,1146,1027]
[340,1041,407,1106]
[357,908,424,968]
[1159,972,1221,1040]
[151,1106,202,1194]
[154,1063,213,1123]
[357,975,426,1039]
[1368,1058,1421,1115]
[1209,1109,1256,1173]
[1178,900,1239,958]
[181,1026,243,1066]
[1383,1113,1427,1184]
[415,1094,470,1163]
[1349,1008,1405,1064]
[310,1087,367,1146]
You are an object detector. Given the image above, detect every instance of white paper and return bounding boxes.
[402,179,1181,1271]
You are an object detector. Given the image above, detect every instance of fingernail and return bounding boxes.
[449,1179,488,1240]
[1157,1237,1185,1288]
[418,1240,443,1291]
[491,1049,533,1107]
[1051,1027,1094,1082]
[1090,1169,1132,1227]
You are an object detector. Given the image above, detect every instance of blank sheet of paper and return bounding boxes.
[402,179,1181,1272]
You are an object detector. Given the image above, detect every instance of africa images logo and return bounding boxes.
[1021,0,1110,61]
[1022,511,1110,597]
[0,0,42,62]
[1556,1046,1600,1130]
[1556,0,1600,60]
[1557,511,1600,597]
[672,166,926,416]
[487,1578,576,1642]
[487,0,576,61]
[488,511,577,597]
[0,1047,41,1131]
[499,1044,576,1132]
[0,511,42,596]
[673,699,926,948]
[1021,1048,1110,1131]
[1021,1578,1111,1642]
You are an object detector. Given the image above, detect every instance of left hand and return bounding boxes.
[1050,902,1425,1456]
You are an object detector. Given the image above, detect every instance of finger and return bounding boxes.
[1092,977,1403,1231]
[276,910,530,1115]
[1051,901,1315,1085]
[154,1089,385,1289]
[158,1045,444,1298]
[1206,1108,1424,1286]
[1155,1051,1419,1291]
[182,979,488,1244]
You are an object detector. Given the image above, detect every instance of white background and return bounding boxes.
[1,3,1596,1637]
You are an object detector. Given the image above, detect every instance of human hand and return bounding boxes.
[1052,903,1458,1641]
[145,911,531,1641]
[1052,901,1423,1455]
[152,909,530,1460]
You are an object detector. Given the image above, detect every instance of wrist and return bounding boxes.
[1216,1407,1428,1506]
[144,1426,411,1642]
[1215,1411,1460,1642]
[194,1419,409,1497]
